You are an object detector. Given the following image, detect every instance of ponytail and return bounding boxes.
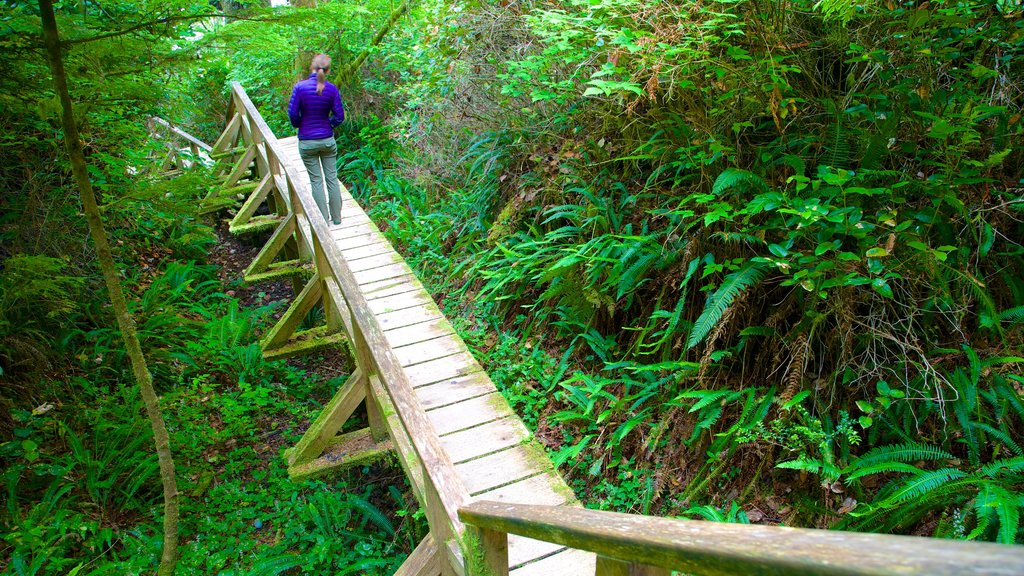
[310,53,332,96]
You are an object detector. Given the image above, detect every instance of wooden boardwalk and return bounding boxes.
[168,85,1024,576]
[279,135,595,574]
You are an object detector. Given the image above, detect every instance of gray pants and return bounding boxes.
[298,137,342,224]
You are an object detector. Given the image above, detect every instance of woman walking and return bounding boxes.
[288,53,345,225]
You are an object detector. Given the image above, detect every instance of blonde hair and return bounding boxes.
[311,54,331,95]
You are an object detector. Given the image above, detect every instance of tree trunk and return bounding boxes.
[335,0,412,84]
[38,2,180,574]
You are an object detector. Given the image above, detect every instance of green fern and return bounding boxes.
[711,168,769,197]
[247,554,305,576]
[849,442,954,469]
[687,261,768,350]
[881,468,968,505]
[1000,306,1024,324]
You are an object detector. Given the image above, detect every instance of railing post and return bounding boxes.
[466,525,508,576]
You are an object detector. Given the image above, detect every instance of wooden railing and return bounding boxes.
[216,83,472,573]
[149,116,211,172]
[208,83,1024,576]
[459,501,1024,575]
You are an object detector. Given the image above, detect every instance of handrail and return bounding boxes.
[459,501,1024,576]
[224,83,471,549]
[151,116,212,152]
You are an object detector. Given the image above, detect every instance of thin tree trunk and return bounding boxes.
[335,0,412,84]
[38,2,180,573]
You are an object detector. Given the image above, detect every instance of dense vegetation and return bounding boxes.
[1,0,1022,573]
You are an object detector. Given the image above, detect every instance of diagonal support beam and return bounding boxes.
[243,214,305,284]
[395,534,442,576]
[261,272,323,351]
[288,368,367,466]
[221,143,257,188]
[211,112,242,155]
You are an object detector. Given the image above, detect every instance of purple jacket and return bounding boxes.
[288,73,345,140]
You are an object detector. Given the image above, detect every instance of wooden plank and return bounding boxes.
[404,353,484,389]
[361,274,420,300]
[335,228,386,250]
[370,290,436,315]
[456,443,553,496]
[469,475,572,508]
[440,418,530,464]
[510,548,595,576]
[459,502,1024,576]
[416,372,494,410]
[395,334,468,367]
[333,221,381,241]
[341,239,395,262]
[395,534,442,576]
[354,262,414,286]
[428,392,511,436]
[349,251,405,273]
[385,318,457,349]
[375,301,443,330]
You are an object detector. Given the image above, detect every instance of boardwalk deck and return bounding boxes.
[279,136,596,575]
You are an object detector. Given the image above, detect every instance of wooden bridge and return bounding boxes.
[157,83,1024,576]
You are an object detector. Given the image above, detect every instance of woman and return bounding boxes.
[288,53,345,225]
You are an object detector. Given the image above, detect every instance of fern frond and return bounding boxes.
[349,494,395,536]
[975,483,1021,544]
[777,457,824,473]
[980,457,1024,479]
[712,168,769,197]
[247,554,305,576]
[1000,306,1024,324]
[881,468,968,505]
[687,261,768,350]
[845,462,922,482]
[848,442,953,471]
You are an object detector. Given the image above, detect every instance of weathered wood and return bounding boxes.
[286,427,392,481]
[594,557,669,576]
[404,353,483,388]
[222,143,257,188]
[354,262,415,286]
[467,525,509,576]
[395,335,470,368]
[229,173,274,229]
[471,476,573,508]
[510,549,595,576]
[440,418,530,464]
[386,318,459,349]
[346,251,404,274]
[261,272,323,350]
[455,443,553,496]
[395,534,442,576]
[152,117,213,152]
[341,239,396,262]
[459,502,1024,576]
[417,372,494,410]
[261,327,346,360]
[210,112,241,155]
[429,392,510,436]
[368,374,426,506]
[288,368,366,466]
[242,212,298,283]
